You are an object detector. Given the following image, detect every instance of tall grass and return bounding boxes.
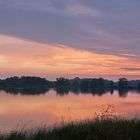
[1,105,140,140]
[1,119,140,140]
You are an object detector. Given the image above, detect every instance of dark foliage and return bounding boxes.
[118,78,128,88]
[1,76,50,88]
[0,76,139,96]
[56,77,70,86]
[2,119,140,140]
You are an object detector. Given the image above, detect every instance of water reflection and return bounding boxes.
[55,87,113,96]
[0,89,140,133]
[2,87,49,95]
[1,87,140,97]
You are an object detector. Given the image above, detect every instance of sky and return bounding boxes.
[0,0,140,80]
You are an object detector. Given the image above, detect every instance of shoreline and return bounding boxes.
[1,118,140,140]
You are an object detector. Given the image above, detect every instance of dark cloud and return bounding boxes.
[120,68,140,71]
[0,0,140,59]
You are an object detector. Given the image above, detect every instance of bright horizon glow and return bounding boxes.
[0,34,140,80]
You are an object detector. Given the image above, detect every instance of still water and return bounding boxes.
[0,89,140,133]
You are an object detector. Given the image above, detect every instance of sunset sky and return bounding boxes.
[0,0,140,80]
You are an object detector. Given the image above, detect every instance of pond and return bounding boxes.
[0,89,140,133]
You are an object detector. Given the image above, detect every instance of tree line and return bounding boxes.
[0,76,139,96]
[0,76,139,89]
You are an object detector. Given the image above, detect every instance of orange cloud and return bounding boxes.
[0,34,140,79]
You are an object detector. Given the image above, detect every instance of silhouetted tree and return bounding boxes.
[56,77,70,86]
[118,78,128,88]
[138,83,140,89]
[0,76,50,88]
[90,78,105,88]
[110,81,114,87]
[4,76,20,87]
[80,80,90,89]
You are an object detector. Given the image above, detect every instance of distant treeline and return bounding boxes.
[0,76,140,95]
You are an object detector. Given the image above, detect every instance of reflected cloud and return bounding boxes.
[0,89,140,132]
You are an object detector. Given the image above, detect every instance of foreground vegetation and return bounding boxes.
[1,118,140,140]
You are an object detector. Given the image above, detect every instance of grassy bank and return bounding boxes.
[1,119,140,140]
